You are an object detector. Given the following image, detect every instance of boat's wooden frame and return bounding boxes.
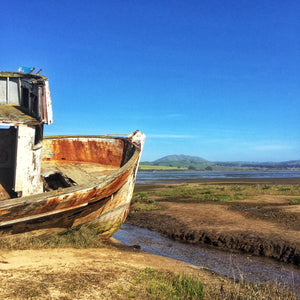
[0,130,145,238]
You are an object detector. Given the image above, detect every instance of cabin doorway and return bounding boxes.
[0,126,16,199]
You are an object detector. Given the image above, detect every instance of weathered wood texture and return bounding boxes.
[14,125,43,196]
[0,105,40,126]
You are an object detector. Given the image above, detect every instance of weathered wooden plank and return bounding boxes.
[55,163,98,185]
[0,105,40,126]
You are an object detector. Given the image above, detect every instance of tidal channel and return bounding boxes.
[114,223,300,297]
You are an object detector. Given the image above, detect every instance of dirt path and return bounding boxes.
[127,180,300,265]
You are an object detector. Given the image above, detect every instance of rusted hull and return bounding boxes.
[0,131,145,238]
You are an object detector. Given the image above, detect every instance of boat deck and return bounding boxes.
[0,161,119,201]
[41,161,119,186]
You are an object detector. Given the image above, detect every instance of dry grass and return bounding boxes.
[0,225,105,250]
[205,280,296,300]
[0,226,297,299]
[0,261,296,299]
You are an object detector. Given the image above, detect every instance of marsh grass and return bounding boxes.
[288,198,300,204]
[0,225,104,250]
[130,192,162,213]
[133,183,300,206]
[134,267,205,299]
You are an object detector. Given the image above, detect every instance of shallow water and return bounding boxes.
[114,224,300,296]
[137,171,300,184]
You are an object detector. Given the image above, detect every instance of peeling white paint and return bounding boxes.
[14,125,43,196]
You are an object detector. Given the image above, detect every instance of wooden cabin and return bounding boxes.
[0,71,52,199]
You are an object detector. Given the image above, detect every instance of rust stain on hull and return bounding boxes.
[46,138,125,166]
[0,131,145,238]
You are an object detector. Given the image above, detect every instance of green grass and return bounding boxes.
[288,198,300,204]
[135,267,205,299]
[135,192,149,201]
[130,192,162,213]
[134,268,295,300]
[277,187,291,192]
[262,185,271,190]
[149,185,242,202]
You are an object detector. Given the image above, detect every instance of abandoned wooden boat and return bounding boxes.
[0,70,145,238]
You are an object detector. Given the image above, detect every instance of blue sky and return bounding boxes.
[1,0,299,162]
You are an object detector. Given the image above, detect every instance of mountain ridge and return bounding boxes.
[154,154,208,163]
[141,155,300,171]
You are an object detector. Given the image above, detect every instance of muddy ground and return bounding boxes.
[127,178,300,265]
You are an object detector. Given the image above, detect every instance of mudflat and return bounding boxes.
[128,178,300,265]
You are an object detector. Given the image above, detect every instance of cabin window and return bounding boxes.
[34,124,43,145]
[0,127,9,163]
[31,94,38,115]
[21,87,29,109]
[0,126,16,191]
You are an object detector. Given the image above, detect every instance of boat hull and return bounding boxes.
[0,131,145,238]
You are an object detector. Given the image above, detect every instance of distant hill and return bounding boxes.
[142,155,211,170]
[140,155,300,171]
[154,155,208,163]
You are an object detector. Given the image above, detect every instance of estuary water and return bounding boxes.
[114,224,300,296]
[136,171,300,184]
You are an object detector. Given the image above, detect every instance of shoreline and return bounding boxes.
[137,177,300,185]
